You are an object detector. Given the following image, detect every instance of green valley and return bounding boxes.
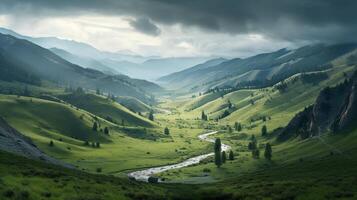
[1,10,357,200]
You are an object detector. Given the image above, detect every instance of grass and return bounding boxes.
[116,96,152,113]
[0,94,212,175]
[1,57,357,199]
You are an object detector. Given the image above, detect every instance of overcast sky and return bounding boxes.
[0,0,356,58]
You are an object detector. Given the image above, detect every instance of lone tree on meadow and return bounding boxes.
[92,122,98,131]
[214,138,222,167]
[229,150,234,160]
[264,143,272,160]
[164,127,170,135]
[104,127,109,135]
[201,111,208,121]
[222,151,227,163]
[234,122,242,132]
[148,111,154,121]
[261,125,268,136]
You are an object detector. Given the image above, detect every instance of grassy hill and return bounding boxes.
[0,94,214,174]
[116,96,152,113]
[0,95,110,144]
[58,92,155,127]
[159,43,357,92]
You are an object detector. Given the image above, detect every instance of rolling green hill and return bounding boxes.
[0,95,110,144]
[116,96,152,113]
[58,92,155,127]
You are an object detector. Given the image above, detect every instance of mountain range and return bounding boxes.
[0,33,160,103]
[0,27,211,80]
[159,44,357,92]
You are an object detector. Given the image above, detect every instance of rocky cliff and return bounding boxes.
[0,117,73,168]
[278,71,357,141]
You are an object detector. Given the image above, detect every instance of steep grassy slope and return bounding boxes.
[58,93,155,127]
[160,43,357,92]
[116,96,152,113]
[179,62,355,136]
[0,95,110,144]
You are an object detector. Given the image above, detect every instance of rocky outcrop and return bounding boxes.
[278,71,357,141]
[0,117,73,168]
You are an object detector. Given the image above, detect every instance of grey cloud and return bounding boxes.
[129,17,161,36]
[1,0,357,43]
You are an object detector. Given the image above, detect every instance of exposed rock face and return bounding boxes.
[278,71,357,141]
[0,117,73,168]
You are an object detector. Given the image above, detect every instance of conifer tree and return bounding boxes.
[164,127,170,135]
[104,127,109,135]
[92,122,98,131]
[222,151,227,163]
[264,143,272,160]
[229,150,234,160]
[214,138,222,167]
[261,125,267,136]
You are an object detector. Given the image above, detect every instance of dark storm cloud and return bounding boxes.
[129,18,161,36]
[1,0,357,42]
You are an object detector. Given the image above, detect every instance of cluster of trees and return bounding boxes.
[248,135,272,160]
[219,110,230,119]
[92,122,110,135]
[275,81,288,93]
[214,138,234,168]
[234,122,242,132]
[201,111,208,121]
[84,141,101,148]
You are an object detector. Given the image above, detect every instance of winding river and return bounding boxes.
[128,131,230,182]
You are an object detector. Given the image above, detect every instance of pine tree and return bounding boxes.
[96,142,100,148]
[92,122,98,131]
[148,111,154,121]
[49,140,54,147]
[214,138,222,167]
[264,143,272,160]
[222,151,227,163]
[261,125,267,136]
[215,151,222,168]
[214,138,221,152]
[237,123,242,132]
[201,111,207,121]
[229,150,234,160]
[104,127,109,135]
[164,127,170,135]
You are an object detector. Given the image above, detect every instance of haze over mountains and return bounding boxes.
[0,27,211,80]
[0,32,160,103]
